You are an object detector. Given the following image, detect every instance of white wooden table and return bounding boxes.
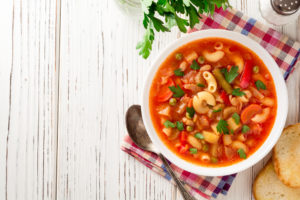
[0,0,299,199]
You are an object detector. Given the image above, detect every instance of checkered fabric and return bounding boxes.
[121,135,236,200]
[121,7,300,200]
[190,7,300,80]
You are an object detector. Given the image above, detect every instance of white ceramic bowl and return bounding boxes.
[141,29,288,176]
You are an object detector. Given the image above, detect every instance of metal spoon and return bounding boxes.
[125,105,196,200]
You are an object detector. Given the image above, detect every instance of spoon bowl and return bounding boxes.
[125,105,157,153]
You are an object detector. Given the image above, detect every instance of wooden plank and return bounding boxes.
[0,0,58,200]
[56,0,182,199]
[0,1,14,199]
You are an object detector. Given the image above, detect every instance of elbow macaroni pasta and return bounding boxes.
[203,71,217,93]
[202,50,225,62]
[193,91,216,114]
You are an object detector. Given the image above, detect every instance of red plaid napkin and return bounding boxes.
[122,7,300,200]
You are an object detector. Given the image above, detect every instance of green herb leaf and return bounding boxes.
[213,108,222,113]
[223,66,239,83]
[186,107,195,118]
[232,113,240,124]
[255,80,267,90]
[190,60,200,70]
[230,129,234,134]
[232,88,245,96]
[189,148,198,154]
[195,133,204,139]
[220,68,227,74]
[176,121,184,131]
[137,0,230,59]
[165,14,177,29]
[186,4,200,28]
[164,120,175,128]
[148,15,170,32]
[169,85,185,98]
[174,14,188,33]
[237,148,247,159]
[242,125,250,133]
[197,83,205,87]
[136,27,154,59]
[217,119,229,134]
[174,68,184,77]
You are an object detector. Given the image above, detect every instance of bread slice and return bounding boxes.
[253,161,300,200]
[273,123,300,188]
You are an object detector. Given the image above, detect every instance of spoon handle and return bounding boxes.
[158,154,196,200]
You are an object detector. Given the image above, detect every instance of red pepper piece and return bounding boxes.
[240,60,253,89]
[180,131,188,144]
[220,91,230,105]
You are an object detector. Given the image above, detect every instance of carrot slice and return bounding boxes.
[241,104,262,124]
[156,78,175,102]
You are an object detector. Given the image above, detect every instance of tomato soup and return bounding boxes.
[149,38,277,167]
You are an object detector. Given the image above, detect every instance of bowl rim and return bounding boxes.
[141,29,288,176]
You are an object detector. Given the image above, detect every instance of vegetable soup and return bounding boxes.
[149,38,277,167]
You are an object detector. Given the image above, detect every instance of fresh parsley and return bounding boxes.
[137,0,230,59]
[186,107,195,118]
[237,148,247,159]
[232,88,245,96]
[197,83,205,87]
[255,80,267,90]
[194,133,204,139]
[232,113,240,124]
[242,125,250,133]
[176,121,184,131]
[164,120,184,131]
[174,68,184,76]
[190,60,200,70]
[216,119,229,135]
[169,85,185,98]
[189,148,198,154]
[163,120,175,128]
[222,66,239,83]
[213,108,222,113]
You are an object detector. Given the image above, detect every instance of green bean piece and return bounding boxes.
[253,66,259,73]
[175,53,183,60]
[212,68,233,94]
[169,98,177,106]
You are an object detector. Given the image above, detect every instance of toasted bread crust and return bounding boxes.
[273,123,300,188]
[253,160,300,200]
[253,160,272,200]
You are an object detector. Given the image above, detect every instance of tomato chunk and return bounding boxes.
[156,78,175,102]
[241,104,262,124]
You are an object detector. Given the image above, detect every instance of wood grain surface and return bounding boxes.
[0,0,299,200]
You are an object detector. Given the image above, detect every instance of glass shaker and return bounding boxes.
[260,0,300,25]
